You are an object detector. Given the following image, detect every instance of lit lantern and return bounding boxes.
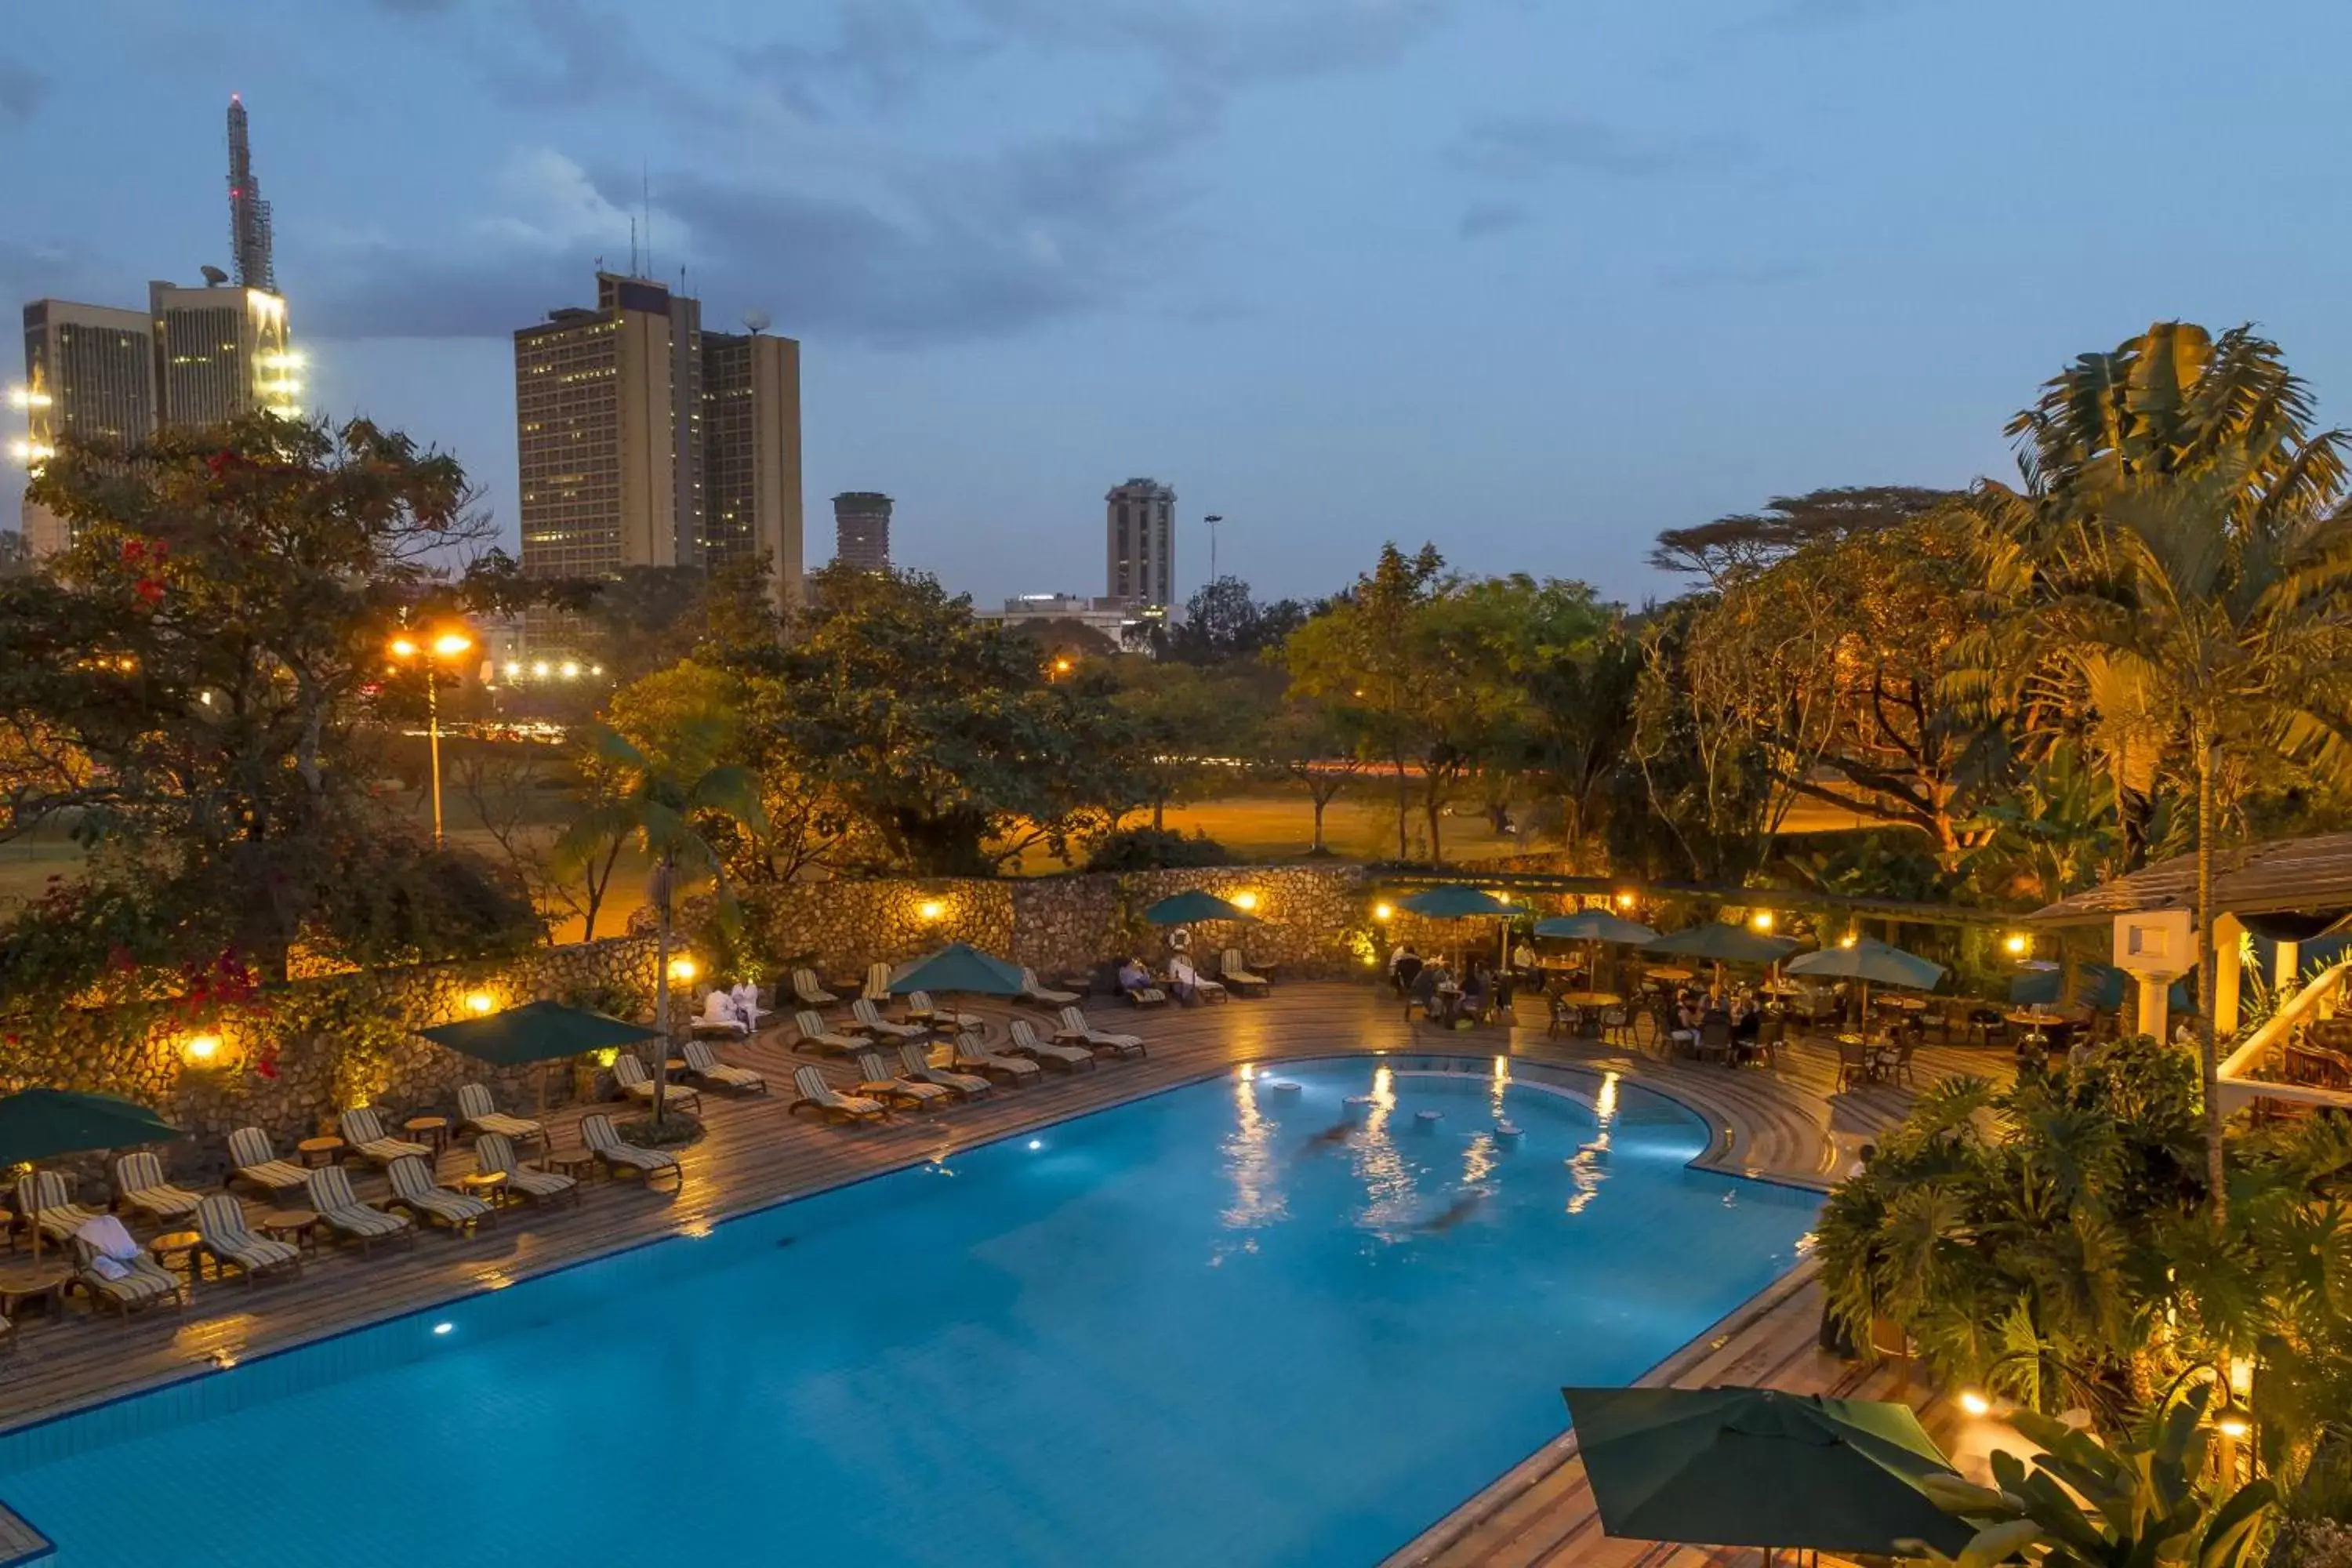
[918,899,946,922]
[184,1033,222,1063]
[1232,891,1259,912]
[464,991,496,1015]
[1372,902,1395,922]
[668,956,699,985]
[1749,909,1775,932]
[2003,932,2030,957]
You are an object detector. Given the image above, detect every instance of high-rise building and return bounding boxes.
[1105,477,1175,608]
[10,95,299,558]
[149,281,296,429]
[16,299,158,554]
[515,272,802,608]
[702,328,804,601]
[832,492,891,572]
[226,93,275,293]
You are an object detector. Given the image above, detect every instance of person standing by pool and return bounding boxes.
[1169,951,1203,1005]
[1389,941,1422,996]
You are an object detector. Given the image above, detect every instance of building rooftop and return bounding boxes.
[2027,829,2352,927]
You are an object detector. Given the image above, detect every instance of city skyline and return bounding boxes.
[8,2,2352,607]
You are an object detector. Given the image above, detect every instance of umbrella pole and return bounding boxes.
[27,1168,38,1262]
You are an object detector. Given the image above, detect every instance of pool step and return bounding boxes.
[0,1501,53,1566]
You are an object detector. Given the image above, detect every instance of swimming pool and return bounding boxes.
[0,1055,1818,1566]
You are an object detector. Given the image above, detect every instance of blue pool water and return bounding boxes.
[0,1056,1818,1567]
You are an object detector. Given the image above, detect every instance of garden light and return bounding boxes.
[1232,891,1259,911]
[1749,910,1774,931]
[183,1033,221,1063]
[668,956,699,984]
[432,631,472,659]
[919,899,946,921]
[1615,891,1636,909]
[1373,902,1394,921]
[464,991,495,1015]
[2004,932,2030,956]
[1838,933,1858,949]
[1958,1389,1991,1417]
[389,636,419,659]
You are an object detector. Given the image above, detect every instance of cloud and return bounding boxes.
[742,1,1001,118]
[1656,259,1815,290]
[1450,112,1744,181]
[1457,198,1530,240]
[371,0,459,12]
[966,0,1455,85]
[485,0,717,114]
[0,57,48,126]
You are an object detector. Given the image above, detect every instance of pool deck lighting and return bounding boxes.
[433,1322,454,1336]
[1028,1139,1043,1151]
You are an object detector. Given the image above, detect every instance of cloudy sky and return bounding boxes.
[6,0,2350,605]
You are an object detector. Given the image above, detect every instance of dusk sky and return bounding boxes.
[6,0,2350,607]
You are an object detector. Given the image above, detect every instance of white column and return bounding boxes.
[2213,914,2245,1037]
[2137,975,2171,1042]
[2276,938,2302,997]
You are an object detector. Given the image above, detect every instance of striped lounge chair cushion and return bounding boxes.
[305,1167,412,1242]
[227,1128,311,1192]
[580,1115,680,1174]
[681,1040,767,1093]
[195,1195,301,1274]
[386,1156,492,1228]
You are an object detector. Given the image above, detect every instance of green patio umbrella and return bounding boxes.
[1535,911,1659,993]
[889,942,1026,1038]
[1642,923,1799,965]
[419,1000,669,1110]
[1142,890,1260,926]
[0,1088,186,1260]
[1534,912,1659,945]
[1399,885,1530,978]
[1787,937,1947,1022]
[1562,1385,1975,1559]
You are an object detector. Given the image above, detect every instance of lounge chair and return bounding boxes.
[906,990,982,1033]
[854,1051,954,1112]
[472,1133,579,1207]
[1123,982,1170,1007]
[225,1127,314,1200]
[862,962,895,1003]
[690,990,750,1040]
[338,1106,434,1169]
[1007,1018,1097,1073]
[580,1112,683,1187]
[851,999,927,1043]
[194,1193,302,1283]
[304,1165,416,1253]
[14,1171,101,1247]
[67,1229,185,1316]
[680,1039,768,1095]
[787,1065,890,1124]
[898,1041,991,1101]
[112,1152,204,1227]
[1218,950,1270,997]
[612,1052,702,1115]
[791,967,840,1008]
[1018,967,1080,1007]
[793,1008,865,1057]
[952,1031,1042,1086]
[1055,1006,1148,1060]
[456,1083,546,1149]
[383,1154,495,1234]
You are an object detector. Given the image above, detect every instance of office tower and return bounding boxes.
[515,272,802,608]
[16,299,158,555]
[702,327,804,606]
[831,492,891,572]
[148,281,296,429]
[1105,477,1175,608]
[226,94,275,292]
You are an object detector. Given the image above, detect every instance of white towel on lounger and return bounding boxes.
[77,1213,140,1279]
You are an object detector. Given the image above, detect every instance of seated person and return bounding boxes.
[1671,995,1705,1049]
[1116,956,1154,1001]
[1169,953,1203,1004]
[730,981,767,1031]
[697,989,749,1036]
[1409,961,1447,1020]
[1461,960,1491,1022]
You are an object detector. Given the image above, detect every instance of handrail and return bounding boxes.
[2216,956,2352,1114]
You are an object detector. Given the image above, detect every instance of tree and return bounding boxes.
[1649,485,1957,583]
[0,412,539,985]
[1956,323,2352,1207]
[1260,696,1363,855]
[1912,1385,2274,1568]
[1160,575,1310,666]
[555,724,765,1124]
[765,564,1142,874]
[1109,659,1269,830]
[1670,507,1991,866]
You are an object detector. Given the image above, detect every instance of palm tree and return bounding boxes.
[556,724,766,1124]
[1952,324,2352,1210]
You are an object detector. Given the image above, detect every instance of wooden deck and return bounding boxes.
[0,984,2005,1563]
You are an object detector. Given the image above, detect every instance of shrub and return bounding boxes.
[1083,826,1229,872]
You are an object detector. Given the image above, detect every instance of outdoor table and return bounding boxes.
[1759,979,1806,997]
[1554,991,1621,1009]
[0,1258,71,1319]
[259,1210,319,1252]
[1880,995,1928,1011]
[543,1149,597,1180]
[457,1173,507,1207]
[2005,1010,2063,1050]
[663,1058,689,1074]
[296,1136,344,1167]
[401,1116,449,1156]
[1645,967,1696,983]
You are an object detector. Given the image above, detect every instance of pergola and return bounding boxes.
[2027,830,2352,1112]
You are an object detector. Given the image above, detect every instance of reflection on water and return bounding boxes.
[1566,1069,1621,1216]
[1220,1076,1290,1231]
[1351,1065,1420,1235]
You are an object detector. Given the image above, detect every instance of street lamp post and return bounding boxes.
[389,628,474,847]
[1204,514,1224,587]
